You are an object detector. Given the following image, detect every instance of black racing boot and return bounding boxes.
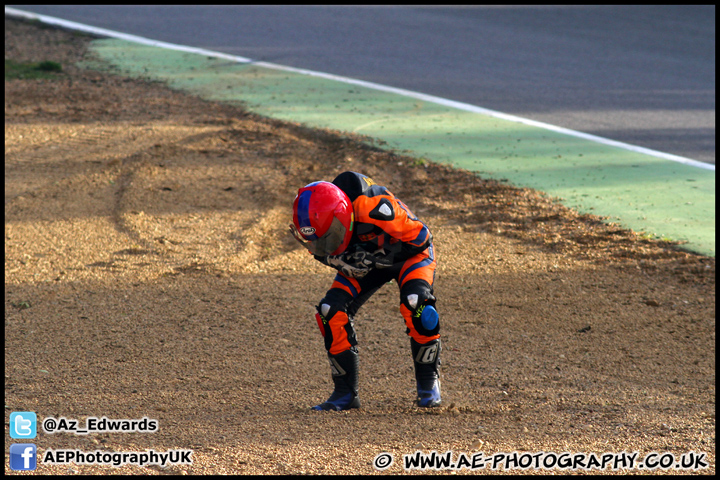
[312,347,361,411]
[411,338,442,407]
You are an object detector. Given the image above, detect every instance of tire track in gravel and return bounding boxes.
[108,124,230,256]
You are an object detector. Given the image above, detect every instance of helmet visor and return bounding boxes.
[293,216,347,257]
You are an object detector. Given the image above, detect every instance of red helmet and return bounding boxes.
[291,181,354,256]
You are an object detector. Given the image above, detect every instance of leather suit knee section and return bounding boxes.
[315,292,357,354]
[401,281,440,338]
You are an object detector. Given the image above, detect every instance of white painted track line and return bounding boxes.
[5,6,714,171]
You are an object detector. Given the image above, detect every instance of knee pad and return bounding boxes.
[315,302,340,338]
[316,299,357,354]
[402,290,440,337]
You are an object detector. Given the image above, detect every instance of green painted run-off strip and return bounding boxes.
[86,39,715,257]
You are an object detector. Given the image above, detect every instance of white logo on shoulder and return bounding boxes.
[299,226,316,236]
[379,203,392,216]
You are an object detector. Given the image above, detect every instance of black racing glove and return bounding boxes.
[345,248,394,270]
[326,254,371,278]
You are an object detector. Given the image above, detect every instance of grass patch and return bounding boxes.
[5,59,63,80]
[411,157,429,167]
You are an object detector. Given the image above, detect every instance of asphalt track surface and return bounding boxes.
[5,6,715,256]
[8,5,715,165]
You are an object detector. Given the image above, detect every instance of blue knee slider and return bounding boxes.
[420,305,439,331]
[407,293,439,335]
